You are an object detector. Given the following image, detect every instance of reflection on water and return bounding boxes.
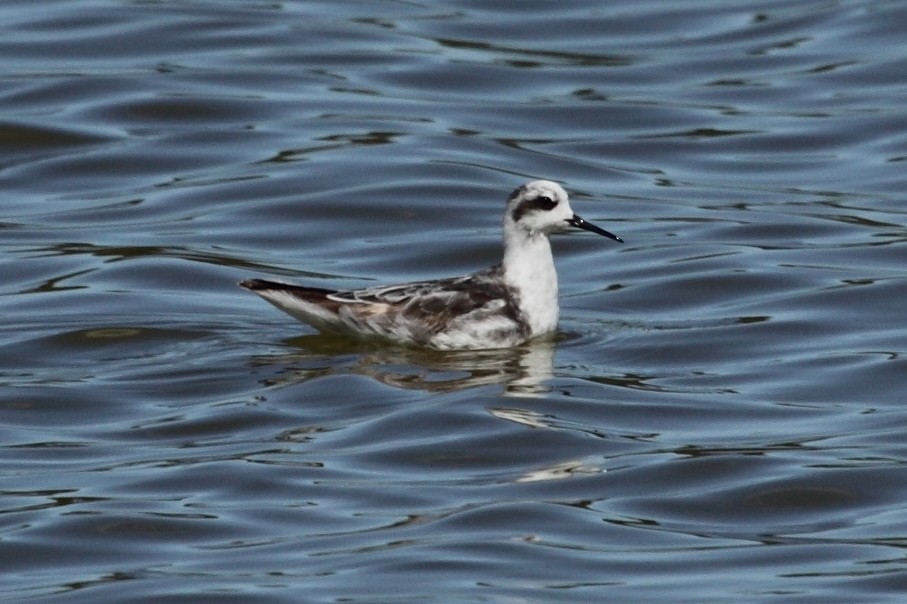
[512,459,604,483]
[251,333,556,396]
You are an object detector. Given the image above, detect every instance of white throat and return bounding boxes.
[502,224,559,335]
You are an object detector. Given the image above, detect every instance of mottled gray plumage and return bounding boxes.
[241,265,528,347]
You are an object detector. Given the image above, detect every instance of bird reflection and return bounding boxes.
[249,332,557,396]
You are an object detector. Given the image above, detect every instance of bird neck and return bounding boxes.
[502,226,559,334]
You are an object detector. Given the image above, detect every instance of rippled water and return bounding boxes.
[3,0,907,601]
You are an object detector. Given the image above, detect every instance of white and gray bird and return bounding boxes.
[240,180,622,350]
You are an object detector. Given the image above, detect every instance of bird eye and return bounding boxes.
[534,195,558,210]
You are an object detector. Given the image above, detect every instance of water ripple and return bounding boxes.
[2,0,907,601]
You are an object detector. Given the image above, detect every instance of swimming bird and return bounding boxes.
[240,180,622,350]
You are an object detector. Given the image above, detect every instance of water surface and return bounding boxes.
[2,0,907,602]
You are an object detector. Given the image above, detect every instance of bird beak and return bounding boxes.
[567,214,623,243]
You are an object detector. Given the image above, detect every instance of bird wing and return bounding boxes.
[328,266,519,335]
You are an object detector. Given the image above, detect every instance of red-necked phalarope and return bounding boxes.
[241,180,622,350]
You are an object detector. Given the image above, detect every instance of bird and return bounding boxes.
[240,180,622,350]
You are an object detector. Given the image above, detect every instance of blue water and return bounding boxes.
[3,1,907,601]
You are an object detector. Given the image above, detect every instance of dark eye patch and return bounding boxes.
[532,195,558,211]
[510,190,560,222]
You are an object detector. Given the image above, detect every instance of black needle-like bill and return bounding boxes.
[568,214,623,243]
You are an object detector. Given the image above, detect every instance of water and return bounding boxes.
[2,0,907,601]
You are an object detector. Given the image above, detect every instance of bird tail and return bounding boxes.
[239,279,345,329]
